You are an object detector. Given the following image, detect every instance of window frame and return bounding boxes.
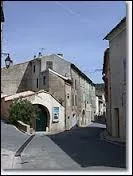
[43,76,46,85]
[37,78,38,88]
[46,61,53,70]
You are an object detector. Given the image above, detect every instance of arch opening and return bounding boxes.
[33,104,50,132]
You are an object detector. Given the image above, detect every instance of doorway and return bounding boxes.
[114,108,120,137]
[35,104,50,131]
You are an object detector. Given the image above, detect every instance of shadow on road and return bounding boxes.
[47,126,126,168]
[92,115,107,125]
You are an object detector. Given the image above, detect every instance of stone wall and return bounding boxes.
[109,27,126,140]
[1,62,31,96]
[41,54,71,78]
[1,98,12,120]
[48,70,65,107]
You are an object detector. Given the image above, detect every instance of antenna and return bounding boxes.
[39,48,45,56]
[94,69,103,72]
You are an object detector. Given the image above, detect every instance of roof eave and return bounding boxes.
[103,17,126,41]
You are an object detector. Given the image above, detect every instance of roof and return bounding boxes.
[71,64,95,86]
[1,93,7,99]
[103,17,126,40]
[4,91,35,101]
[4,90,65,107]
[1,53,95,86]
[41,54,95,86]
[48,68,72,84]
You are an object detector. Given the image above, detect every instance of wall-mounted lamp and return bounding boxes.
[1,53,13,68]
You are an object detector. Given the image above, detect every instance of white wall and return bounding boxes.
[109,28,126,139]
[26,92,65,133]
[95,96,99,116]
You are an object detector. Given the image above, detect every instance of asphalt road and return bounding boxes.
[20,124,126,170]
[1,120,126,170]
[1,120,30,169]
[1,120,29,152]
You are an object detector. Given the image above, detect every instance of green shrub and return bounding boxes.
[9,98,39,126]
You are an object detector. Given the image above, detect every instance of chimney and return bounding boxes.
[57,53,63,58]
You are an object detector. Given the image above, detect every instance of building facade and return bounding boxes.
[95,83,106,117]
[1,54,96,132]
[102,17,126,141]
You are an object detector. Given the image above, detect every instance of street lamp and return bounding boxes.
[5,54,13,68]
[1,53,13,68]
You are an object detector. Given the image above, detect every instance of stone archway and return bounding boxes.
[33,104,50,132]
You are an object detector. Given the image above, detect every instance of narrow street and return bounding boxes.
[1,120,30,169]
[1,120,126,170]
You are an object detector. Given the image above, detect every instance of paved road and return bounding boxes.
[20,135,80,170]
[48,127,126,168]
[19,124,126,170]
[1,120,126,170]
[1,120,29,152]
[1,120,30,170]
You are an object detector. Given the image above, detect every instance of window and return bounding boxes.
[73,114,76,117]
[37,78,38,88]
[43,76,45,85]
[114,108,120,137]
[67,93,69,99]
[72,94,74,106]
[33,65,35,73]
[123,59,126,83]
[72,78,74,88]
[75,80,77,90]
[46,61,53,69]
[75,95,77,106]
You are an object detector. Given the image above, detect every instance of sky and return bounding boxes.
[2,1,126,83]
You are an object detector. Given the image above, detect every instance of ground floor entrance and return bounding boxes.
[35,104,50,132]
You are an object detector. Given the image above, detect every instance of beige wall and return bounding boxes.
[1,98,12,120]
[65,83,73,130]
[71,68,96,127]
[31,59,41,92]
[109,28,126,140]
[1,92,65,133]
[48,70,65,107]
[1,61,33,96]
[27,92,65,133]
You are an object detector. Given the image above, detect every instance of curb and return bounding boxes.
[100,130,126,147]
[15,134,35,157]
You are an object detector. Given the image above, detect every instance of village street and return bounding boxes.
[1,120,126,171]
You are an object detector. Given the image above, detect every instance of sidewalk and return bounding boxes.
[1,148,22,170]
[100,129,126,147]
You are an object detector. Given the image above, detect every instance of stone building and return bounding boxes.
[102,17,126,141]
[1,90,65,133]
[95,83,106,117]
[1,54,96,132]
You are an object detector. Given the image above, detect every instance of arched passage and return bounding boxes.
[33,104,50,132]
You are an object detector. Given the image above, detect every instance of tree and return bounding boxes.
[9,98,39,126]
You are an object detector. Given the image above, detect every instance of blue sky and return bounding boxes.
[2,1,126,83]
